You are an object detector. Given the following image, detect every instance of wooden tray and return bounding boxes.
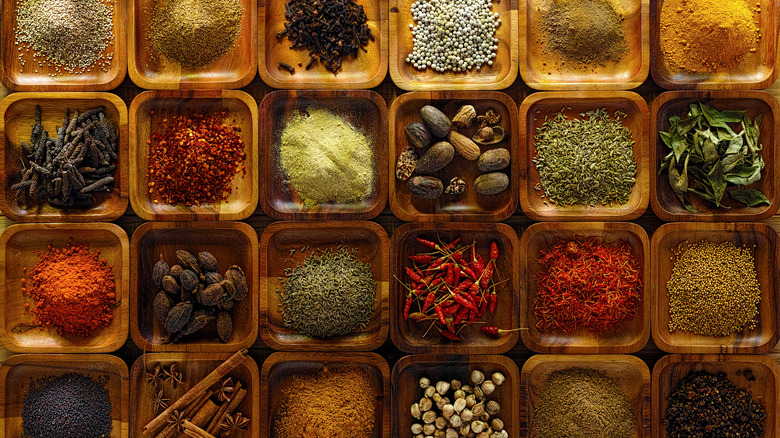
[0,223,129,353]
[391,354,520,438]
[260,352,390,438]
[0,92,129,222]
[519,222,650,354]
[389,91,519,222]
[0,354,129,438]
[128,90,258,221]
[388,0,518,90]
[259,221,389,351]
[650,0,778,89]
[652,354,780,438]
[650,91,780,222]
[389,222,520,354]
[129,353,260,438]
[519,0,648,90]
[258,0,388,89]
[518,91,650,221]
[0,0,127,91]
[128,0,256,89]
[130,221,259,352]
[521,354,651,438]
[258,90,388,220]
[651,222,779,354]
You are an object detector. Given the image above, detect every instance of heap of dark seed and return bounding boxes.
[22,373,112,438]
[12,105,117,208]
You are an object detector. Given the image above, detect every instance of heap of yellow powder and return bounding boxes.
[660,0,761,73]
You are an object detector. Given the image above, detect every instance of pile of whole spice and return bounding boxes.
[152,251,247,343]
[148,0,242,69]
[533,368,635,438]
[664,370,766,437]
[532,108,637,206]
[279,108,374,205]
[533,236,642,334]
[14,0,114,75]
[147,111,246,206]
[273,365,378,437]
[12,105,118,208]
[22,373,112,438]
[278,246,376,338]
[667,240,761,336]
[409,370,508,438]
[660,0,760,73]
[21,240,116,337]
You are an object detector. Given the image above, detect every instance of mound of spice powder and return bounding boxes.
[533,236,642,334]
[22,240,116,337]
[146,111,246,206]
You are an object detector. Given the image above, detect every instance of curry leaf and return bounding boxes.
[728,189,770,207]
[707,160,727,206]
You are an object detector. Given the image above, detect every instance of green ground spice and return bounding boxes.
[279,108,374,205]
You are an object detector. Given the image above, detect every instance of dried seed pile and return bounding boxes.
[22,373,112,438]
[667,240,761,336]
[14,0,115,74]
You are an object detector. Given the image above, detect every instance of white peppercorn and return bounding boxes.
[411,402,422,419]
[441,404,454,419]
[486,400,500,416]
[435,416,448,430]
[453,389,466,400]
[471,370,485,386]
[461,408,474,422]
[445,427,458,438]
[412,423,424,434]
[476,432,490,438]
[491,418,504,431]
[420,377,431,388]
[471,420,485,433]
[420,397,433,412]
[460,423,471,435]
[436,396,450,410]
[472,403,485,416]
[491,372,505,386]
[474,385,484,399]
[423,423,436,435]
[434,430,445,438]
[461,384,473,394]
[435,381,451,395]
[423,410,438,424]
[450,379,461,390]
[453,397,467,413]
[481,380,495,396]
[465,394,477,408]
[425,386,436,398]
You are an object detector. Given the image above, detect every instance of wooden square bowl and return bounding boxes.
[129,90,258,221]
[389,91,519,222]
[258,90,388,220]
[389,0,518,90]
[0,354,129,438]
[0,223,129,353]
[0,92,129,222]
[650,91,780,222]
[130,221,259,352]
[258,0,387,89]
[519,222,650,354]
[130,352,260,437]
[519,0,648,90]
[652,354,780,438]
[392,354,520,438]
[519,91,650,221]
[259,221,389,351]
[390,222,520,354]
[128,0,256,89]
[260,352,390,438]
[651,222,779,354]
[521,354,651,437]
[650,0,778,89]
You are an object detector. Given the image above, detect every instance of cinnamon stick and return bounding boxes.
[204,381,243,434]
[184,420,217,438]
[206,388,247,435]
[182,390,214,418]
[191,399,219,428]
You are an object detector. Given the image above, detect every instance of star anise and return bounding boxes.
[163,363,183,387]
[219,412,250,437]
[146,364,164,387]
[151,389,169,413]
[215,377,235,403]
[166,410,186,433]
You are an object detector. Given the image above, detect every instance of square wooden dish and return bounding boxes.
[519,0,648,90]
[651,222,779,354]
[128,0,256,89]
[0,92,129,222]
[0,0,127,91]
[258,0,387,89]
[519,222,650,354]
[389,0,518,90]
[390,222,520,354]
[259,220,389,351]
[129,90,258,221]
[392,354,520,438]
[260,352,390,438]
[0,223,129,353]
[129,352,260,437]
[0,354,129,438]
[652,354,779,438]
[650,91,780,222]
[650,0,778,89]
[130,221,259,352]
[389,91,519,222]
[519,91,650,221]
[258,90,388,220]
[521,354,651,437]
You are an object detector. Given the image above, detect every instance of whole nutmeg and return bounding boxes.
[465,394,476,408]
[491,372,505,386]
[470,370,485,386]
[491,418,504,431]
[419,397,433,412]
[435,381,451,395]
[411,402,422,419]
[423,423,436,436]
[445,427,458,438]
[449,414,462,428]
[435,416,448,430]
[420,105,452,138]
[481,380,496,396]
[411,423,423,435]
[453,397,467,413]
[441,404,454,419]
[486,400,501,416]
[422,410,437,424]
[453,389,466,400]
[425,386,436,398]
[419,377,431,389]
[405,122,432,149]
[452,105,476,128]
[461,408,474,422]
[450,379,461,390]
[472,403,484,417]
[471,420,485,434]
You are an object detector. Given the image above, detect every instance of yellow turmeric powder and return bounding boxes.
[660,0,761,73]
